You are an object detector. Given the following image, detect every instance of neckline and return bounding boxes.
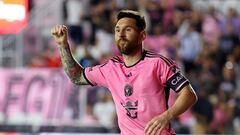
[123,50,147,68]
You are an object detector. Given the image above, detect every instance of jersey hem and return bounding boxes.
[83,68,95,86]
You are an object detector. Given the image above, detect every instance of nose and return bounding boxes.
[120,30,126,39]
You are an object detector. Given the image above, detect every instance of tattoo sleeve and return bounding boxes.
[59,44,88,85]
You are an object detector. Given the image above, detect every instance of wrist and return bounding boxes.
[166,110,173,121]
[59,41,69,48]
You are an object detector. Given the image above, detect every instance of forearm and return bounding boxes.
[51,25,89,85]
[167,85,198,120]
[144,85,197,135]
[59,43,85,85]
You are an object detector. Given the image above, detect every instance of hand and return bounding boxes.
[51,25,68,46]
[144,110,172,135]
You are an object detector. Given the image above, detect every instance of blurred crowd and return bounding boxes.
[26,0,240,134]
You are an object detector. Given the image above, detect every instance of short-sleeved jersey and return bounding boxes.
[84,50,189,135]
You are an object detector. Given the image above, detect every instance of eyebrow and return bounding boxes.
[115,25,136,29]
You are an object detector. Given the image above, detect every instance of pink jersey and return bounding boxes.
[84,50,189,135]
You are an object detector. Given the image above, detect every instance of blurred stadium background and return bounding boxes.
[0,0,240,134]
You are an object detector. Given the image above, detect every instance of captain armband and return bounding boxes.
[166,72,189,92]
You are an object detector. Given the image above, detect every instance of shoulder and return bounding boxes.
[95,56,123,69]
[144,50,175,67]
[110,56,123,63]
[109,56,124,65]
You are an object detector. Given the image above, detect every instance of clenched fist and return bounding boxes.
[51,25,68,46]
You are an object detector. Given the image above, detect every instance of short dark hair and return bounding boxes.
[116,10,146,31]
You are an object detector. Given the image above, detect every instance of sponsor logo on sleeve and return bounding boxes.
[88,67,93,72]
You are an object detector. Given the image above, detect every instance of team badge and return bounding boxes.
[124,84,133,97]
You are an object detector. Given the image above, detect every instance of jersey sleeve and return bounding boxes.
[158,58,189,92]
[83,62,109,87]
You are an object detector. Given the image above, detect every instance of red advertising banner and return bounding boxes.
[0,0,28,34]
[0,69,75,124]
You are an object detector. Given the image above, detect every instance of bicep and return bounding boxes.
[177,84,198,102]
[67,68,90,85]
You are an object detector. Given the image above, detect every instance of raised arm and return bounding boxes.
[51,25,89,85]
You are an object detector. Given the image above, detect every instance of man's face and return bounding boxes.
[114,18,144,55]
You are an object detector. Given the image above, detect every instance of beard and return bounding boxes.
[116,39,136,55]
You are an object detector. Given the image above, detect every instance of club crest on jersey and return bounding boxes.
[124,84,133,97]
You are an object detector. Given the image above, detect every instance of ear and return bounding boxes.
[140,31,146,41]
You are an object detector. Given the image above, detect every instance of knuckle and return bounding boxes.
[153,121,159,125]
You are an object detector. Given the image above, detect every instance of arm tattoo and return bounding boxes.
[59,45,87,85]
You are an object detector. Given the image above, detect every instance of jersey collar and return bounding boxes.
[123,50,147,68]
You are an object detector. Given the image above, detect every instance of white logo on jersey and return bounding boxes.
[171,75,183,85]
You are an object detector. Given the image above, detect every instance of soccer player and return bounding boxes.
[51,10,198,135]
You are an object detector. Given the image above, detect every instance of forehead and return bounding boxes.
[115,18,137,28]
